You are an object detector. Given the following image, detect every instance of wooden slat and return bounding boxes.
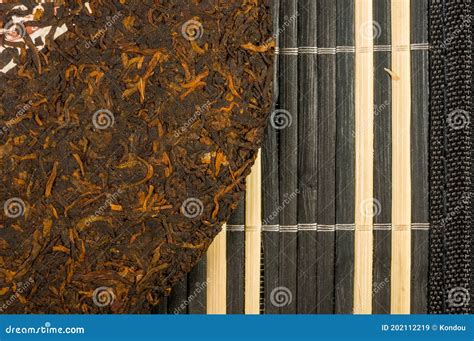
[206,226,227,314]
[263,230,280,314]
[262,121,280,315]
[354,0,374,314]
[390,0,412,314]
[410,0,429,314]
[262,0,281,315]
[297,0,318,314]
[316,0,337,314]
[262,118,280,315]
[335,0,356,314]
[411,230,429,312]
[278,0,298,315]
[245,150,262,314]
[372,0,392,315]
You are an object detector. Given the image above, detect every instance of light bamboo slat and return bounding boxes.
[245,150,262,314]
[354,0,374,314]
[206,225,227,314]
[391,0,412,314]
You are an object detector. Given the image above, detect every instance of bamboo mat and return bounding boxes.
[157,0,432,315]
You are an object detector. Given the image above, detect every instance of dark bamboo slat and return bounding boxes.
[153,297,168,314]
[297,0,318,314]
[411,230,429,312]
[372,0,392,315]
[335,0,356,315]
[262,0,281,315]
[187,258,207,314]
[278,0,298,314]
[168,278,188,314]
[410,0,429,314]
[315,0,336,314]
[226,198,245,314]
[263,231,280,314]
[262,121,280,314]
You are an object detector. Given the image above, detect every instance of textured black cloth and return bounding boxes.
[428,0,472,314]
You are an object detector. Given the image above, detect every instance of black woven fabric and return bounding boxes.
[428,0,472,314]
[472,0,474,314]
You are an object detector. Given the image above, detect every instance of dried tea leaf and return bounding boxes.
[0,0,272,313]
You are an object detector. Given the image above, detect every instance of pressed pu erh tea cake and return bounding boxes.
[0,0,272,313]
